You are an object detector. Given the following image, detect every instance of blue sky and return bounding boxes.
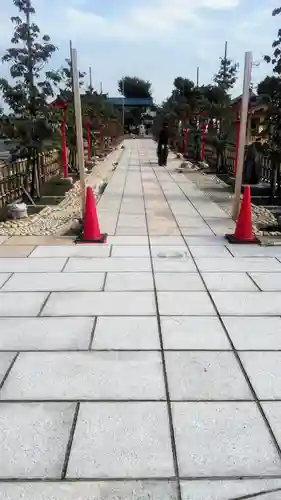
[0,0,280,104]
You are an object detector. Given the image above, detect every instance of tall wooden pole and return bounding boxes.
[72,47,86,216]
[232,52,252,220]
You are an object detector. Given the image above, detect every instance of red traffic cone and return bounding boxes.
[78,187,107,243]
[226,186,259,244]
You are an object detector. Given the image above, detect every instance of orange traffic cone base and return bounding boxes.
[225,185,260,245]
[76,232,107,245]
[225,233,260,245]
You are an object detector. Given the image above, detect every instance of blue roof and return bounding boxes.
[108,97,153,106]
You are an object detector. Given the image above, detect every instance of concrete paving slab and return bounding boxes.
[181,479,281,500]
[151,246,190,258]
[0,292,48,316]
[203,272,258,291]
[42,291,156,316]
[0,352,165,400]
[92,317,159,350]
[0,481,178,500]
[0,246,34,257]
[149,236,185,245]
[184,236,227,246]
[222,317,281,350]
[158,291,215,316]
[29,245,110,258]
[181,227,214,236]
[189,246,232,257]
[106,236,149,245]
[0,317,94,350]
[161,317,230,350]
[3,272,105,292]
[262,402,281,449]
[239,352,281,399]
[0,402,75,478]
[111,245,150,257]
[4,236,74,246]
[250,273,281,291]
[172,402,281,476]
[105,272,154,291]
[212,291,281,316]
[0,258,67,273]
[196,257,281,272]
[153,258,196,273]
[67,403,174,478]
[64,257,151,272]
[166,351,252,400]
[155,273,204,291]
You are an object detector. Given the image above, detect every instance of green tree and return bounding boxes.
[118,76,152,99]
[0,0,61,198]
[0,0,60,119]
[262,7,281,196]
[59,58,86,100]
[214,50,238,92]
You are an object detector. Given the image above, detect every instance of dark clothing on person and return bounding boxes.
[158,128,169,146]
[157,126,169,166]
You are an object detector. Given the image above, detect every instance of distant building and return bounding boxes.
[107,97,156,131]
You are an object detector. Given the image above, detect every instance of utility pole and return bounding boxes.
[100,81,103,94]
[89,66,93,92]
[196,67,200,87]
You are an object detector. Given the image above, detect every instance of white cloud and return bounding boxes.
[41,0,240,42]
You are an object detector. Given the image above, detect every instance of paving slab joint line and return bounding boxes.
[0,273,14,290]
[61,402,80,479]
[112,152,132,235]
[147,152,281,466]
[37,292,52,317]
[88,317,97,350]
[61,257,70,272]
[0,352,19,391]
[138,144,182,500]
[153,160,218,236]
[246,272,262,292]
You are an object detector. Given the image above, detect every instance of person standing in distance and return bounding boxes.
[157,121,169,166]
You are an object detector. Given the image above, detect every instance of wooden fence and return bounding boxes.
[0,150,61,209]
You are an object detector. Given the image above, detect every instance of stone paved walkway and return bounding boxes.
[1,139,281,499]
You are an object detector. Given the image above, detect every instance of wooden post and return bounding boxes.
[71,47,86,216]
[232,52,252,220]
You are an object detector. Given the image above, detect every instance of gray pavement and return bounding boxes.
[1,139,281,498]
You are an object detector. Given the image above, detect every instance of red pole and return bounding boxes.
[201,123,206,161]
[61,110,68,178]
[87,121,91,161]
[234,119,240,176]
